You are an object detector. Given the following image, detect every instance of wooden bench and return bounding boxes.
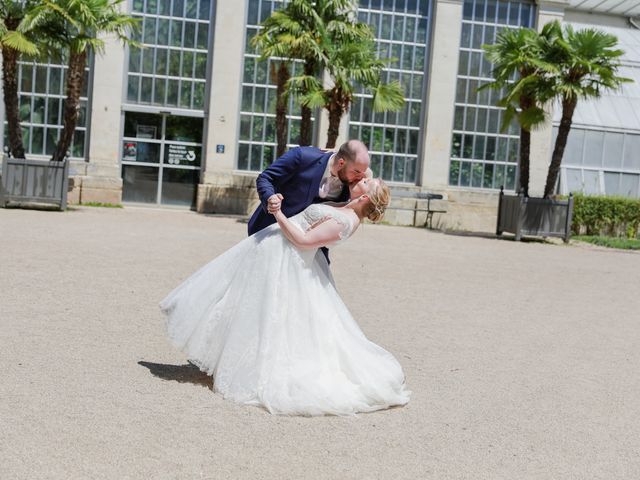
[388,190,447,229]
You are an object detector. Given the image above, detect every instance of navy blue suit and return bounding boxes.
[248,146,350,236]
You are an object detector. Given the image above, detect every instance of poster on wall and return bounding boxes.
[166,144,197,165]
[123,142,137,161]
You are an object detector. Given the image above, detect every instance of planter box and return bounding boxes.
[1,155,69,210]
[496,188,574,242]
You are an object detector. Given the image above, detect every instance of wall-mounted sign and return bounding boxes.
[216,144,225,154]
[167,144,197,165]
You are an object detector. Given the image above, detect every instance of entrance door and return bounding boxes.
[121,111,203,207]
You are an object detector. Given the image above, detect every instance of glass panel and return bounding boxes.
[237,143,249,170]
[140,77,152,102]
[47,98,60,125]
[623,134,640,170]
[620,174,639,197]
[122,141,160,163]
[603,132,624,169]
[122,165,159,203]
[604,172,620,196]
[161,168,198,207]
[124,112,162,139]
[165,116,203,143]
[583,130,604,168]
[32,127,44,154]
[564,128,584,166]
[460,161,471,186]
[449,160,460,184]
[565,168,582,193]
[471,162,483,187]
[35,66,47,93]
[583,170,600,195]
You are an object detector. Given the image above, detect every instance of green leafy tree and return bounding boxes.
[0,0,40,159]
[542,21,631,197]
[26,0,137,161]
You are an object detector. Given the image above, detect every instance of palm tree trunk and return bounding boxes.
[1,22,26,159]
[52,50,87,162]
[517,95,534,196]
[326,89,344,149]
[299,60,315,146]
[272,61,290,158]
[544,97,577,197]
[518,127,530,196]
[326,104,343,149]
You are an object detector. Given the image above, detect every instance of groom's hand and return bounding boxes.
[267,193,284,214]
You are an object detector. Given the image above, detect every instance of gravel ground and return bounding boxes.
[1,205,639,479]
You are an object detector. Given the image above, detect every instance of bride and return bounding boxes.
[160,177,410,416]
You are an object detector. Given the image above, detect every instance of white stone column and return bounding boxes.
[419,0,464,189]
[529,0,568,196]
[197,0,258,214]
[202,0,247,182]
[83,34,127,204]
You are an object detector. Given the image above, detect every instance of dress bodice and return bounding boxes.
[291,203,358,246]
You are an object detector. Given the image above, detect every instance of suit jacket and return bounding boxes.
[248,146,350,236]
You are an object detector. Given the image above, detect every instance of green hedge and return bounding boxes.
[571,194,640,238]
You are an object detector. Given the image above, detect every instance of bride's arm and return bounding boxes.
[274,210,343,250]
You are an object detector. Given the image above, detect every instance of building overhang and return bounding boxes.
[567,0,640,17]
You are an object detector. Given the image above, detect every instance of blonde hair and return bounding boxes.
[365,179,390,223]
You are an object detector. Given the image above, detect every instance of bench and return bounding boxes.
[388,190,447,229]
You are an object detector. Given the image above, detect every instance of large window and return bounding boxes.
[3,59,91,160]
[349,0,432,184]
[127,0,212,110]
[448,0,535,190]
[238,0,312,171]
[558,127,640,198]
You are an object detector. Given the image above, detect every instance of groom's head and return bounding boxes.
[335,140,370,184]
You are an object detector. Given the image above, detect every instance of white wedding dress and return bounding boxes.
[160,204,410,416]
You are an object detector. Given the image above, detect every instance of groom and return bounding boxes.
[247,140,370,236]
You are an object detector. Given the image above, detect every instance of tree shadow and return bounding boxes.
[138,361,213,390]
[442,230,550,244]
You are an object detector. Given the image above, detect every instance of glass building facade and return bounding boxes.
[559,128,640,198]
[122,0,213,207]
[127,0,211,109]
[350,0,432,184]
[448,0,535,191]
[239,0,433,184]
[4,0,640,224]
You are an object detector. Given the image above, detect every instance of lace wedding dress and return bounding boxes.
[160,204,410,416]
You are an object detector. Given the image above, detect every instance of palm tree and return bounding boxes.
[252,0,364,155]
[26,0,137,162]
[542,21,631,197]
[293,33,405,148]
[482,26,555,197]
[0,1,40,159]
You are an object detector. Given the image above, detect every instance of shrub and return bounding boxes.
[571,194,640,238]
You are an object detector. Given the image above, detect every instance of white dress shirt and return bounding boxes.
[318,155,344,200]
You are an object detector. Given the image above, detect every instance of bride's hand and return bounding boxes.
[268,193,284,214]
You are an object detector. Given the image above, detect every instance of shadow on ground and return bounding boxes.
[139,361,213,390]
[441,229,552,244]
